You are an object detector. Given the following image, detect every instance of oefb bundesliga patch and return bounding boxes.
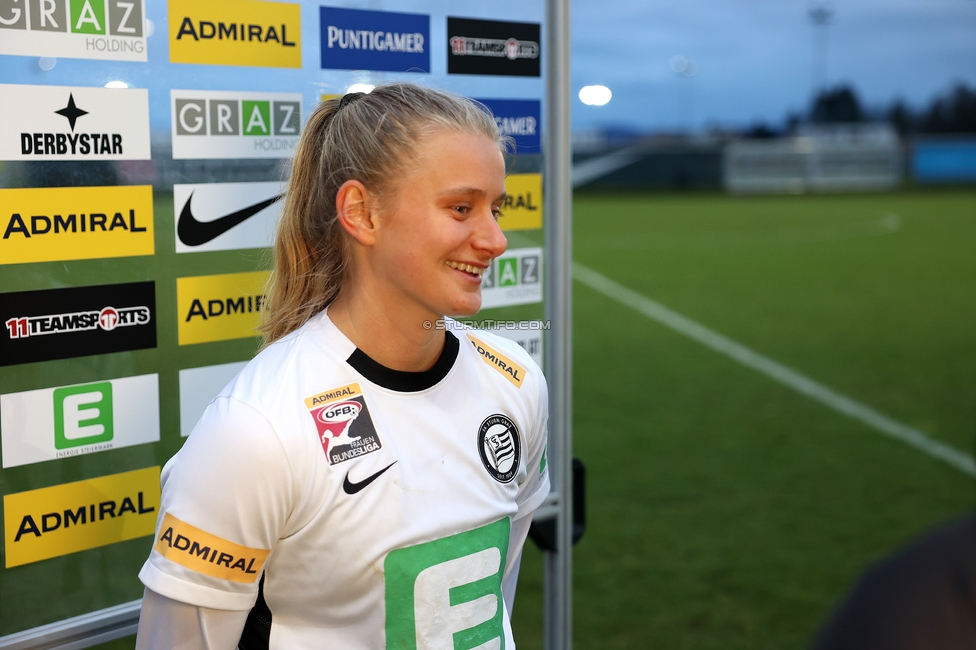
[478,414,521,483]
[304,382,382,465]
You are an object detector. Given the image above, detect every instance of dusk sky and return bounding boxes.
[570,0,976,133]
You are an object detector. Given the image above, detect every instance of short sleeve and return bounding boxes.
[138,396,294,611]
[514,371,550,520]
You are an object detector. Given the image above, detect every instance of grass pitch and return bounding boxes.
[512,188,976,649]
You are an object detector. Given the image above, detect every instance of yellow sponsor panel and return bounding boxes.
[177,270,270,345]
[320,94,342,102]
[169,0,301,68]
[467,334,526,388]
[4,467,160,568]
[154,512,269,583]
[499,173,543,231]
[0,185,154,265]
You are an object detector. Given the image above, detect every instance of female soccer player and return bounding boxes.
[136,84,550,649]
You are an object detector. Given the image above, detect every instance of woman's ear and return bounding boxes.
[335,180,378,246]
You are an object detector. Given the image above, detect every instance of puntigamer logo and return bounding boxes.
[0,185,154,265]
[0,281,157,366]
[3,466,159,568]
[480,247,542,309]
[319,6,429,73]
[475,99,541,153]
[177,270,269,345]
[447,17,541,77]
[0,374,160,468]
[0,84,150,161]
[169,0,300,68]
[171,90,302,160]
[0,0,146,62]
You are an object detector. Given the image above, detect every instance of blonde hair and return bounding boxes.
[260,83,509,347]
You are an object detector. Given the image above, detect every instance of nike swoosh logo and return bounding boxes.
[343,461,397,495]
[177,191,284,247]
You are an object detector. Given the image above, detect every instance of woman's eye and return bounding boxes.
[453,206,469,215]
[492,208,503,220]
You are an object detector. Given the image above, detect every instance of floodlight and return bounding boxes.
[104,80,129,89]
[579,85,612,106]
[347,84,375,94]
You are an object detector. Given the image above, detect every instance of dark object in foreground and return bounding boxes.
[812,515,976,650]
[529,457,586,551]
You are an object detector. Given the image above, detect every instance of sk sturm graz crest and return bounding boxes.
[304,383,382,465]
[478,414,521,483]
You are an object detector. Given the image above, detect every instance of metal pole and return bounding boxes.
[544,0,572,648]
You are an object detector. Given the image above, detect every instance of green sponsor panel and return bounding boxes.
[69,0,107,34]
[242,101,272,136]
[54,381,114,449]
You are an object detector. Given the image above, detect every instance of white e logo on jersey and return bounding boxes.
[385,519,511,649]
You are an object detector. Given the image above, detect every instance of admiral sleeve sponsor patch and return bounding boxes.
[153,512,269,583]
[466,334,525,388]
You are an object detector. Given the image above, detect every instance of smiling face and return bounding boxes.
[368,128,508,320]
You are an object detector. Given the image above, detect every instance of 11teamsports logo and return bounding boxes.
[304,382,382,465]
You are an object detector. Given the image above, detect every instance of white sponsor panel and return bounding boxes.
[480,247,543,309]
[174,181,285,253]
[178,361,247,437]
[0,373,159,468]
[0,83,150,161]
[170,89,302,160]
[0,0,147,62]
[485,322,543,367]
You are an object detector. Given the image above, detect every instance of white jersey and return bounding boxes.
[139,311,549,649]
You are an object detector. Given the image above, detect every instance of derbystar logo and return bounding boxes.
[0,0,146,62]
[174,181,284,253]
[480,247,543,309]
[0,84,150,161]
[3,466,160,568]
[171,90,302,160]
[0,281,157,366]
[0,185,154,265]
[169,0,300,68]
[447,18,541,77]
[1,374,160,468]
[319,7,429,73]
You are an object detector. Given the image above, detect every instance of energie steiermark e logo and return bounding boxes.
[0,374,160,468]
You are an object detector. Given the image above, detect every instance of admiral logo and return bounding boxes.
[480,247,542,309]
[467,334,526,388]
[153,512,269,583]
[169,0,300,68]
[177,271,269,345]
[3,466,159,568]
[304,382,383,465]
[319,7,429,73]
[0,0,146,62]
[0,282,156,366]
[1,374,160,468]
[499,173,543,231]
[447,18,541,77]
[0,84,149,161]
[175,182,284,253]
[475,99,541,153]
[0,185,153,265]
[178,361,247,437]
[171,89,302,160]
[478,414,521,483]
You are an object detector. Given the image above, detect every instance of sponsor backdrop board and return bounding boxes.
[0,0,545,640]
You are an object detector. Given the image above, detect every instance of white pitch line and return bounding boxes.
[573,262,976,478]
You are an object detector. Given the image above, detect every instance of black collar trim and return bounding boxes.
[346,331,459,392]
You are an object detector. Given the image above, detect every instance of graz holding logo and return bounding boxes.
[319,7,429,73]
[480,247,543,309]
[0,84,150,161]
[0,281,157,366]
[171,90,302,160]
[168,0,300,68]
[447,17,541,77]
[0,0,146,62]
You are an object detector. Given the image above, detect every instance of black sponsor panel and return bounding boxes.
[0,282,156,366]
[447,17,540,77]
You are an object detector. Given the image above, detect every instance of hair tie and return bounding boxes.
[338,92,365,110]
